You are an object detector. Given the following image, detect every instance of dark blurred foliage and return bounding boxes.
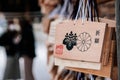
[0,0,40,12]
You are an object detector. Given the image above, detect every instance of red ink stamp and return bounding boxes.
[55,45,63,55]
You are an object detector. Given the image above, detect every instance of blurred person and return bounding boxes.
[0,18,21,80]
[19,16,35,80]
[0,15,35,80]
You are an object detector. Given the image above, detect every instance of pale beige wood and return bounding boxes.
[48,19,63,44]
[54,18,116,78]
[99,18,116,27]
[55,58,101,70]
[54,20,107,62]
[66,40,115,78]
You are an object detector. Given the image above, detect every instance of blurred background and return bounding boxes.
[0,0,39,12]
[0,0,51,80]
[0,0,115,80]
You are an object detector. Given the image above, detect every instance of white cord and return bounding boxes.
[77,73,81,80]
[59,0,69,18]
[84,0,88,19]
[82,0,85,24]
[74,0,90,24]
[74,0,83,24]
[89,74,94,80]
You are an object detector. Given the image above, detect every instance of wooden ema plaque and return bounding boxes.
[54,18,116,78]
[54,20,107,63]
[48,19,63,44]
[66,27,116,78]
[54,25,114,71]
